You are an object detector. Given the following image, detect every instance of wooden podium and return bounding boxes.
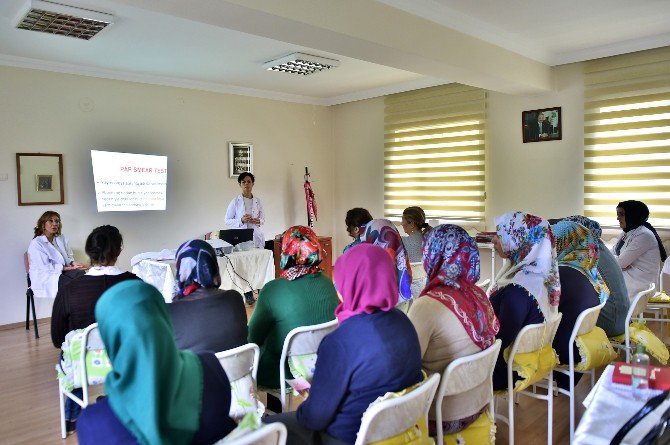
[273,236,333,279]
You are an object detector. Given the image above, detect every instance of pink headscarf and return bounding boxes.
[334,244,398,324]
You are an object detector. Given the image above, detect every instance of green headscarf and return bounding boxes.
[95,280,203,445]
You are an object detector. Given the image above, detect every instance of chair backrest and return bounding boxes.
[223,422,287,445]
[476,278,490,291]
[574,301,606,337]
[79,323,108,404]
[280,319,338,363]
[438,339,502,398]
[628,283,656,322]
[355,373,440,445]
[510,313,563,356]
[216,343,260,382]
[660,258,670,293]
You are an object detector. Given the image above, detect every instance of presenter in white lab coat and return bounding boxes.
[27,211,85,299]
[225,172,265,248]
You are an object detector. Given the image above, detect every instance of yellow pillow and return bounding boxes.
[368,416,432,445]
[503,344,559,392]
[610,322,669,365]
[649,292,670,304]
[574,326,618,371]
[442,411,495,445]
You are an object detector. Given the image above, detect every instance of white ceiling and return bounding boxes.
[1,0,669,105]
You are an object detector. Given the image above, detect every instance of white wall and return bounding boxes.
[0,66,334,326]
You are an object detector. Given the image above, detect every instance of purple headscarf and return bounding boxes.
[334,244,398,324]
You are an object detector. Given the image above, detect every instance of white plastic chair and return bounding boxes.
[611,283,656,362]
[552,301,607,443]
[476,278,490,291]
[216,343,261,418]
[220,422,287,445]
[434,339,501,445]
[643,260,670,327]
[495,313,563,445]
[265,319,338,412]
[58,323,105,439]
[355,373,441,445]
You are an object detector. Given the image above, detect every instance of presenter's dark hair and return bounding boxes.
[34,211,62,238]
[237,172,255,184]
[345,208,373,230]
[85,225,123,266]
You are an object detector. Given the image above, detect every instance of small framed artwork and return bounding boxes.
[16,153,64,205]
[522,107,562,143]
[36,174,53,191]
[229,142,253,177]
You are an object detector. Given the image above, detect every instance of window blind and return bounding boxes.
[584,46,670,227]
[384,84,486,221]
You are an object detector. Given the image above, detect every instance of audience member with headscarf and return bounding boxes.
[343,207,373,253]
[77,281,236,445]
[614,200,667,299]
[168,239,247,353]
[248,226,339,399]
[408,225,499,435]
[556,216,629,337]
[362,219,413,305]
[489,211,561,390]
[551,221,609,377]
[51,225,139,434]
[265,243,423,445]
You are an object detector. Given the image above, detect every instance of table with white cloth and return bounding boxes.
[574,364,664,444]
[132,249,275,303]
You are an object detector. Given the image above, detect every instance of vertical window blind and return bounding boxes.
[584,46,670,227]
[384,84,487,222]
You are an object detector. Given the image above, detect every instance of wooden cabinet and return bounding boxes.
[273,236,333,280]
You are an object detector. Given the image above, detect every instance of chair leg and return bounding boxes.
[569,370,575,443]
[26,292,30,330]
[547,373,554,445]
[59,381,67,439]
[30,292,39,339]
[508,390,515,445]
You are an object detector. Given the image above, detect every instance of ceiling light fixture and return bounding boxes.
[263,52,340,75]
[14,0,114,40]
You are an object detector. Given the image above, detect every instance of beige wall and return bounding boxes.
[0,66,334,326]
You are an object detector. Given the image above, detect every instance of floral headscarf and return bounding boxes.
[363,219,413,302]
[490,211,561,322]
[334,244,398,323]
[564,215,602,239]
[175,240,221,297]
[421,225,499,349]
[280,226,322,281]
[552,221,610,303]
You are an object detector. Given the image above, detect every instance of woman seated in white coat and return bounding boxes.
[225,172,265,248]
[613,200,667,300]
[28,211,85,299]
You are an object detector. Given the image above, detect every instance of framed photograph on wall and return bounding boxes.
[522,107,562,143]
[229,142,253,177]
[16,153,64,205]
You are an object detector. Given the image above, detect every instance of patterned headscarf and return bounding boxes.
[175,240,221,297]
[96,281,203,445]
[280,226,322,281]
[363,219,413,302]
[421,225,499,349]
[490,211,561,322]
[564,215,602,239]
[334,244,398,323]
[553,221,610,303]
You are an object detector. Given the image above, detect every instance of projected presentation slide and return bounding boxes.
[91,150,167,212]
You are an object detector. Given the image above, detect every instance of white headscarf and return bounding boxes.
[490,211,561,322]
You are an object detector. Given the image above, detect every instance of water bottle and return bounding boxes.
[631,343,650,400]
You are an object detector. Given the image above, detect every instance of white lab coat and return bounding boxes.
[225,195,265,248]
[612,225,661,300]
[27,234,75,299]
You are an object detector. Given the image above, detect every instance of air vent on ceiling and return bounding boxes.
[263,52,340,75]
[15,0,114,40]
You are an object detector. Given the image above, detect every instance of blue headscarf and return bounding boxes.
[175,240,221,296]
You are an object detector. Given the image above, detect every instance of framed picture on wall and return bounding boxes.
[522,107,562,143]
[16,153,64,205]
[229,142,253,177]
